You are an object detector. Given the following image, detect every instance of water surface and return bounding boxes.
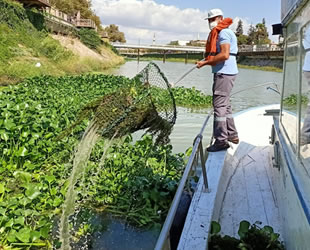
[90,60,283,250]
[110,60,283,153]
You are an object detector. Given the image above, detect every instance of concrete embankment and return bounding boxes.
[124,51,283,71]
[238,57,283,69]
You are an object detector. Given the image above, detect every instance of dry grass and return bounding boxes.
[0,34,124,85]
[58,55,124,75]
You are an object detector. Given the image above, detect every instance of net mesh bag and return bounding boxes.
[59,62,177,144]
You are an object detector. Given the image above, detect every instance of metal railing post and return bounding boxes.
[199,140,209,191]
[154,110,213,250]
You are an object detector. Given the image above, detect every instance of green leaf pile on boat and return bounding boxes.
[210,221,284,250]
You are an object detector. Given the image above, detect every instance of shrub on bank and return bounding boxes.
[78,28,102,51]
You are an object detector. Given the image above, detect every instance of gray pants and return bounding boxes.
[212,73,238,142]
[301,71,310,142]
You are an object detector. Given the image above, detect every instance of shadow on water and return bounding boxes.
[87,191,191,250]
[89,213,160,250]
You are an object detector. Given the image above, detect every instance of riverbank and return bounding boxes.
[126,57,283,72]
[238,64,282,72]
[0,0,124,86]
[0,33,124,85]
[237,57,283,72]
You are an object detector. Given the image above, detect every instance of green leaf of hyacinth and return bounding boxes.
[211,221,221,235]
[238,220,250,239]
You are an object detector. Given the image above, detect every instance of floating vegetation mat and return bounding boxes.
[0,62,212,249]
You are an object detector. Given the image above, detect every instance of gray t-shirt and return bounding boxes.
[212,28,239,75]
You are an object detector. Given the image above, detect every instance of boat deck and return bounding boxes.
[219,144,281,237]
[178,105,282,250]
[218,105,282,237]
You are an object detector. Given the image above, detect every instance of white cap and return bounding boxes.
[205,9,223,20]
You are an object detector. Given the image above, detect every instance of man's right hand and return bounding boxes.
[196,60,207,69]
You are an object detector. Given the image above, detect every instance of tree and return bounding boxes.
[168,41,179,46]
[247,24,256,45]
[236,19,244,37]
[104,24,126,43]
[237,34,248,45]
[78,28,101,50]
[255,18,270,45]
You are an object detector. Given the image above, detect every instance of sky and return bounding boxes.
[92,0,282,44]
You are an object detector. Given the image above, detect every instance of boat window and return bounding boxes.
[300,22,310,172]
[281,29,299,151]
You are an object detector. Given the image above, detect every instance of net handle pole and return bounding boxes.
[171,59,205,87]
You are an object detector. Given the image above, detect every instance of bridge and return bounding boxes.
[112,43,284,63]
[112,43,206,52]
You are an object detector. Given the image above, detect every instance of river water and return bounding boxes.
[108,60,283,153]
[88,60,282,250]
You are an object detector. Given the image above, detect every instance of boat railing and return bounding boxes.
[154,110,213,250]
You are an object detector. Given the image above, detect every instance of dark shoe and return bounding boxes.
[228,137,239,144]
[207,140,230,152]
[300,135,310,146]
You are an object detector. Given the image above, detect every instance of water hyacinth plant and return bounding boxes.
[209,221,284,250]
[0,72,212,248]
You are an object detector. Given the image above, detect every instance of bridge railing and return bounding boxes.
[43,7,97,31]
[112,43,283,53]
[238,45,283,52]
[44,7,71,23]
[43,9,76,28]
[112,42,203,50]
[74,19,97,30]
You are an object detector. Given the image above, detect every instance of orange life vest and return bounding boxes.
[205,18,233,62]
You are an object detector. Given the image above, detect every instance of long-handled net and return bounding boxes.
[59,62,177,144]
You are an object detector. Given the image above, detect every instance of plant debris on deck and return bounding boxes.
[209,221,285,250]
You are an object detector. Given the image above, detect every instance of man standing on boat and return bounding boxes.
[196,9,239,152]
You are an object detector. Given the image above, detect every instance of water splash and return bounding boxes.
[59,120,120,250]
[98,133,121,168]
[59,121,100,250]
